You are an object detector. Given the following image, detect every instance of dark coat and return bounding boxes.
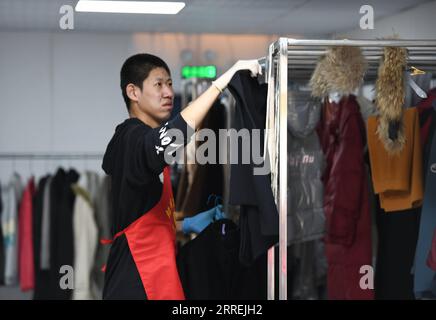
[227,70,279,266]
[317,94,373,299]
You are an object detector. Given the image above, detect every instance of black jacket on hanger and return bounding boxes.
[176,219,267,299]
[48,168,79,299]
[227,70,279,266]
[33,175,51,300]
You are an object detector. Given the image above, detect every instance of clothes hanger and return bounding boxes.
[207,194,222,207]
[221,222,226,236]
[409,66,426,76]
[208,195,227,235]
[181,195,227,235]
[407,66,428,99]
[328,91,343,104]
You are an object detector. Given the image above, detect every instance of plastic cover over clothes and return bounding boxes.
[287,89,325,244]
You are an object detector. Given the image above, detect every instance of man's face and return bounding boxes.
[136,67,174,125]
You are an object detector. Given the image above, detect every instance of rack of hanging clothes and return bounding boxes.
[263,38,436,300]
[174,76,237,226]
[0,152,111,300]
[174,74,276,299]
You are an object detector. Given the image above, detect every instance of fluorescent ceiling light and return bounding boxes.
[75,1,186,15]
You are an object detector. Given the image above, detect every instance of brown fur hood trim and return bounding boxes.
[375,46,408,154]
[310,46,367,98]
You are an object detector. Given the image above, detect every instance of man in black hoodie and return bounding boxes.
[101,53,261,300]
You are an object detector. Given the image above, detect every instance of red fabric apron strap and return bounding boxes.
[100,231,123,245]
[101,166,185,300]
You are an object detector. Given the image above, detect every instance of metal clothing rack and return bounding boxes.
[264,38,436,300]
[0,153,104,160]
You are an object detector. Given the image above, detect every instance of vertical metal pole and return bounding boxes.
[265,43,275,300]
[278,37,288,300]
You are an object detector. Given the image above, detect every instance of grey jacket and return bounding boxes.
[40,176,52,270]
[287,90,325,244]
[1,173,23,286]
[90,174,112,299]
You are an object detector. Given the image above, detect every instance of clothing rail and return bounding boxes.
[286,38,436,47]
[264,38,436,300]
[0,153,104,160]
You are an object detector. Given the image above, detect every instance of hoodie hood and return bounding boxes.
[310,46,367,98]
[375,46,408,154]
[102,118,142,175]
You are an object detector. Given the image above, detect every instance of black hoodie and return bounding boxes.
[227,70,279,266]
[101,113,193,299]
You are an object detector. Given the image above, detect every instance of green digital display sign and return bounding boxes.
[182,65,217,79]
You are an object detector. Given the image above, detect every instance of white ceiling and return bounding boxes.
[0,0,432,36]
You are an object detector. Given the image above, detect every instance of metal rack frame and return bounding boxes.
[264,38,436,300]
[0,153,104,160]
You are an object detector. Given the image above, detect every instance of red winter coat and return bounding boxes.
[317,95,374,300]
[18,178,35,291]
[417,88,436,148]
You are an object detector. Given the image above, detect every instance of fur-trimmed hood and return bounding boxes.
[310,46,367,98]
[375,46,407,154]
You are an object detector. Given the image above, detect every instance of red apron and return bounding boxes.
[102,166,185,300]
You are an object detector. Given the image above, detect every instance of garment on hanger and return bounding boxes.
[49,168,79,299]
[367,108,424,212]
[287,90,325,244]
[31,170,107,300]
[90,174,112,299]
[0,183,4,285]
[176,219,267,299]
[417,88,436,168]
[176,100,226,217]
[413,108,436,299]
[1,173,23,286]
[310,46,372,299]
[369,102,425,300]
[72,172,98,300]
[356,95,379,262]
[316,95,374,300]
[0,167,112,299]
[18,178,36,291]
[288,239,327,299]
[374,204,419,300]
[32,175,51,300]
[227,70,279,266]
[40,176,52,270]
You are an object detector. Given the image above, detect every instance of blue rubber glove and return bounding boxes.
[182,205,225,234]
[214,205,225,221]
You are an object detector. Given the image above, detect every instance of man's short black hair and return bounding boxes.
[120,53,171,111]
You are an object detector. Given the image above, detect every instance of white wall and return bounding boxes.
[332,0,436,39]
[0,31,278,183]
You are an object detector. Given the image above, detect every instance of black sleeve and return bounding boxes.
[125,114,194,186]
